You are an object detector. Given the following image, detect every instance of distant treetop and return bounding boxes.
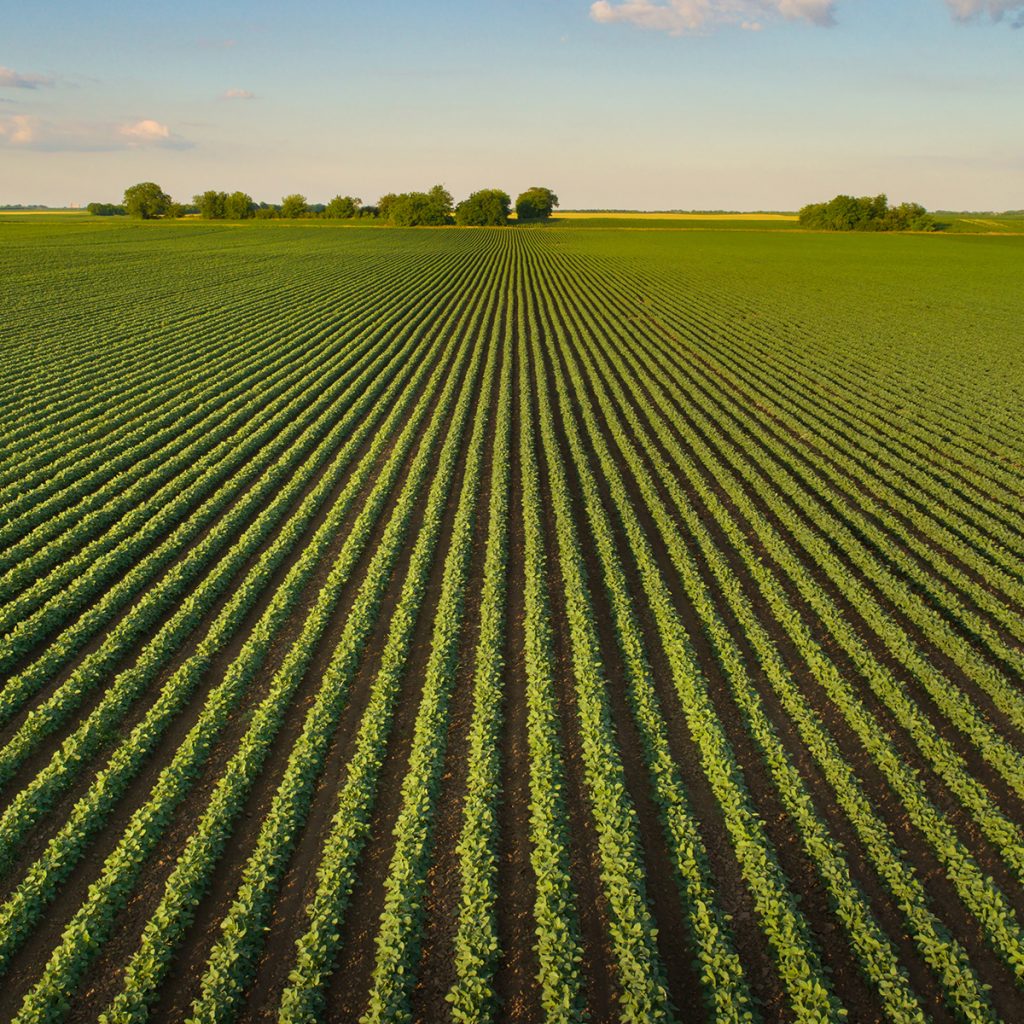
[193,190,255,219]
[455,189,511,226]
[515,187,559,221]
[123,182,171,219]
[799,194,936,232]
[86,202,126,216]
[109,180,561,226]
[324,195,361,219]
[378,185,454,226]
[280,194,310,219]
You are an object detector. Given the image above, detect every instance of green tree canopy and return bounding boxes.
[428,184,454,216]
[224,191,255,219]
[194,190,227,219]
[883,201,935,231]
[123,182,171,219]
[280,194,309,219]
[323,195,361,219]
[455,189,511,226]
[86,202,125,216]
[799,194,935,232]
[515,186,559,221]
[377,193,398,222]
[379,184,453,226]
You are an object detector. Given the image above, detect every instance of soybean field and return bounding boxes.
[1,217,1023,1024]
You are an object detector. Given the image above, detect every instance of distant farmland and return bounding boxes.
[1,218,1022,1024]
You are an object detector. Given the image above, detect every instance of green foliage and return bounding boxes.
[280,194,310,219]
[379,184,453,226]
[323,195,361,219]
[358,329,498,1024]
[509,314,587,1023]
[194,190,227,219]
[221,192,250,218]
[279,305,487,1024]
[181,327,467,1024]
[86,203,125,216]
[122,182,171,219]
[799,193,936,231]
[455,189,511,226]
[224,191,255,219]
[1,219,1023,1024]
[0,258,483,1023]
[376,193,397,222]
[191,190,258,220]
[515,186,559,221]
[529,312,675,1023]
[447,343,513,1023]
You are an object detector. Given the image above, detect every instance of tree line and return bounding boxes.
[102,182,559,226]
[96,185,940,231]
[798,194,936,231]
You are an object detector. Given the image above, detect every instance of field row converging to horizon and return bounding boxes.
[0,218,1022,1024]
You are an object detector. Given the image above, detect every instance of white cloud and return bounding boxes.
[777,0,835,24]
[0,114,38,143]
[590,0,1024,34]
[0,66,53,89]
[589,0,835,34]
[0,116,191,151]
[119,118,171,140]
[222,88,255,99]
[946,0,1024,23]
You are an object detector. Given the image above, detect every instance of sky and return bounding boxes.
[1,0,1022,210]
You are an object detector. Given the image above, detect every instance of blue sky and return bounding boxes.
[1,0,1022,209]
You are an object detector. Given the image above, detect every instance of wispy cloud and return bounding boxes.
[0,115,192,151]
[589,0,836,35]
[590,0,1024,33]
[0,66,54,89]
[119,118,171,141]
[0,114,38,143]
[946,0,1024,24]
[222,88,255,99]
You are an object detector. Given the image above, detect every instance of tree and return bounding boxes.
[428,184,454,219]
[884,201,934,231]
[194,190,228,219]
[380,184,453,226]
[515,186,559,221]
[455,189,511,226]
[323,195,361,219]
[386,193,429,226]
[86,202,125,216]
[164,202,188,219]
[224,191,255,219]
[280,194,309,219]
[123,182,171,219]
[377,193,398,222]
[799,193,936,232]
